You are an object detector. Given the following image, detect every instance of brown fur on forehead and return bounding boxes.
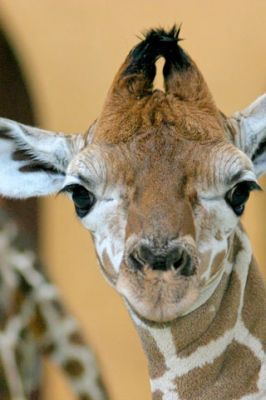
[79,128,249,205]
[81,131,239,204]
[126,133,239,200]
[94,90,224,145]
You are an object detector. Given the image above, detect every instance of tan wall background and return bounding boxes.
[0,2,265,399]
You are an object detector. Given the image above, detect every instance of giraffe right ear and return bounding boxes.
[229,94,266,178]
[0,118,85,198]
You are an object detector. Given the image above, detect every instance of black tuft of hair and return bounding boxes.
[124,25,190,78]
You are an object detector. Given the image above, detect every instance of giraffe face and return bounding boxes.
[0,27,264,323]
[65,117,256,322]
[61,25,261,323]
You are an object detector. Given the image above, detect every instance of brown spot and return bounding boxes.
[79,394,93,400]
[69,331,84,345]
[0,360,10,397]
[167,273,228,355]
[11,288,26,315]
[199,249,212,276]
[210,250,226,277]
[137,326,166,379]
[242,260,266,352]
[51,300,66,318]
[175,341,260,399]
[29,306,47,337]
[215,230,222,241]
[42,342,56,355]
[63,359,85,377]
[178,270,240,357]
[227,232,243,265]
[133,245,242,360]
[153,390,164,400]
[17,273,32,294]
[15,347,23,372]
[29,389,41,400]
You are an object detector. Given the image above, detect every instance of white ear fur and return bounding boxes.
[230,94,266,177]
[0,118,85,198]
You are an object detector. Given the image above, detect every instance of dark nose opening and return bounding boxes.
[128,243,195,276]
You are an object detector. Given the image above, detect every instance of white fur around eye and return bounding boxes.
[200,197,238,232]
[81,191,127,273]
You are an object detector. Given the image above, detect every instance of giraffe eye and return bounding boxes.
[225,181,261,216]
[63,184,96,217]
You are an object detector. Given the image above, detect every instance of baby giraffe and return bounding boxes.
[0,26,265,399]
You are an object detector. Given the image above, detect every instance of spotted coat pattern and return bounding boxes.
[131,226,266,399]
[0,209,108,400]
[0,26,265,400]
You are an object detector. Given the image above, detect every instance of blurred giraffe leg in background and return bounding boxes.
[0,27,109,400]
[0,207,108,400]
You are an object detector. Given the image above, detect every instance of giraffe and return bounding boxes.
[0,207,108,400]
[0,26,265,399]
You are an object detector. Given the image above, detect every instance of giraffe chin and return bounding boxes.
[116,268,199,323]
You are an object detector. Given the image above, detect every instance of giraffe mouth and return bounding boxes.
[116,263,200,322]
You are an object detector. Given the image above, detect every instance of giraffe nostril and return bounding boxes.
[172,256,184,270]
[128,252,144,270]
[179,252,196,276]
[166,248,185,270]
[127,243,195,275]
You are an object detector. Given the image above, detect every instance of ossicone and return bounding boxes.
[108,25,215,107]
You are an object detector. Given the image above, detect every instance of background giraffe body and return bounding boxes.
[0,26,265,399]
[0,208,107,400]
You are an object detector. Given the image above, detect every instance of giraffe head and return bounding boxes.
[0,27,265,323]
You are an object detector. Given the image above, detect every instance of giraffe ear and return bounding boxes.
[0,118,85,198]
[229,94,266,177]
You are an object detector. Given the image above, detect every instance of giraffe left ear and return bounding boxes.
[0,118,86,198]
[229,94,266,177]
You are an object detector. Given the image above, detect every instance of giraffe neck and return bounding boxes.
[131,227,266,400]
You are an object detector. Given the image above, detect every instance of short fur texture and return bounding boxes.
[0,208,108,400]
[0,26,265,399]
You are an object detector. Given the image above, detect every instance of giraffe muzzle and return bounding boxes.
[118,236,200,322]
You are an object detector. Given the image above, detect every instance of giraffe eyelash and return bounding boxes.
[225,180,262,216]
[60,184,96,218]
